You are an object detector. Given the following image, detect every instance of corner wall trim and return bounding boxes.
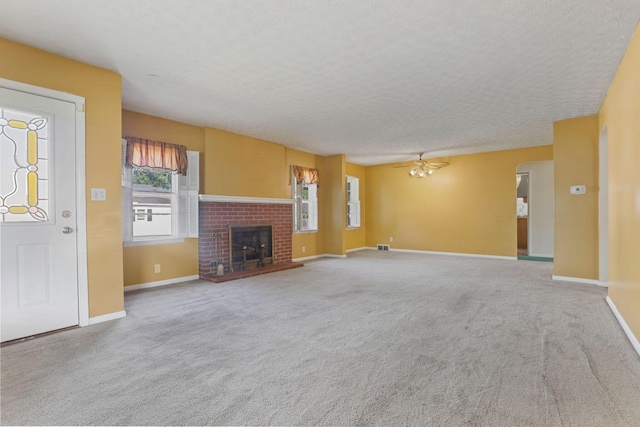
[346,247,369,253]
[124,275,200,292]
[606,296,640,357]
[88,310,126,325]
[390,248,517,260]
[552,275,601,286]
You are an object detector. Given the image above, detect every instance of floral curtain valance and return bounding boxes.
[292,165,319,186]
[124,136,188,175]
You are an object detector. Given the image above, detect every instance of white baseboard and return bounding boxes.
[292,253,347,262]
[124,275,200,292]
[599,281,609,287]
[89,310,126,325]
[345,247,369,253]
[552,275,601,286]
[299,247,523,261]
[292,254,322,262]
[606,296,640,357]
[390,248,517,260]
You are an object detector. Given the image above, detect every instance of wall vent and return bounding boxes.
[377,244,390,251]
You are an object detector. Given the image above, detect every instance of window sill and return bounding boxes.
[293,230,318,234]
[124,237,186,247]
[346,227,360,230]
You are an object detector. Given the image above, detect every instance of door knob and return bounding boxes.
[62,226,73,234]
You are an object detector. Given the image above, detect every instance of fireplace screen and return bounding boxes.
[228,224,273,271]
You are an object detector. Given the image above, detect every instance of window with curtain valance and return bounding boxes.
[292,165,319,186]
[124,136,188,175]
[291,165,319,232]
[121,137,199,244]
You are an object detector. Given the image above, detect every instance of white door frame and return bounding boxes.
[1,78,89,327]
[599,125,609,286]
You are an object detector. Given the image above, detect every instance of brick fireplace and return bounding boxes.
[198,195,295,279]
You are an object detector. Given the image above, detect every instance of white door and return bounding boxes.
[1,87,79,342]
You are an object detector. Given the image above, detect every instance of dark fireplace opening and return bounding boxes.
[229,224,273,271]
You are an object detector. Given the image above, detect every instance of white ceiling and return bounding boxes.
[1,1,638,165]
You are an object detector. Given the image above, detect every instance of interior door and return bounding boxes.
[1,87,79,342]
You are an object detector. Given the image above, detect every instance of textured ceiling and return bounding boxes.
[1,1,638,165]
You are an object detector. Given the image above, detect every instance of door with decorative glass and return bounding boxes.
[1,87,79,342]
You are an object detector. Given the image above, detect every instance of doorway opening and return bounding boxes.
[516,161,554,262]
[516,172,529,256]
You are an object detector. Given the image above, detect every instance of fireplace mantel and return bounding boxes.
[199,194,295,205]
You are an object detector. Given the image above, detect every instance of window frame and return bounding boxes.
[292,169,319,233]
[346,175,361,229]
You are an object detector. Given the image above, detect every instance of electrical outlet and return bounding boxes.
[389,237,393,242]
[302,246,306,253]
[154,264,161,273]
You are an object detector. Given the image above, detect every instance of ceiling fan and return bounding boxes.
[394,153,449,178]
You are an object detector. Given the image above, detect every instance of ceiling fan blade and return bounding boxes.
[421,161,448,168]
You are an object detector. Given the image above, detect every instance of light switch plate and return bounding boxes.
[91,188,107,201]
[570,185,586,195]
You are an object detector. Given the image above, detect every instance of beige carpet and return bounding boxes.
[2,250,640,426]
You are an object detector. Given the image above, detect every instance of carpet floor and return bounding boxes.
[2,251,640,426]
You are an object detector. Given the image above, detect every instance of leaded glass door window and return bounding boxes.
[0,108,50,222]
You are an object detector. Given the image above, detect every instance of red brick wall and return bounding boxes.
[199,202,293,277]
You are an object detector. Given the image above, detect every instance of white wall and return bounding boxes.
[518,161,554,257]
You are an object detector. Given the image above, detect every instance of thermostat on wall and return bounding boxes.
[570,185,586,195]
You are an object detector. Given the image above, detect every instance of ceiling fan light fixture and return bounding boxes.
[394,153,449,179]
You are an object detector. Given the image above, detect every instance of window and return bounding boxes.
[131,169,175,236]
[292,168,318,232]
[346,175,361,228]
[122,138,199,244]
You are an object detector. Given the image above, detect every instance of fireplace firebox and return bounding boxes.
[228,224,273,271]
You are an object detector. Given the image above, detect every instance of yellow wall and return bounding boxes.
[204,127,287,198]
[345,162,366,250]
[365,146,553,256]
[321,155,346,255]
[599,22,640,341]
[552,116,599,280]
[121,110,205,286]
[1,38,124,317]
